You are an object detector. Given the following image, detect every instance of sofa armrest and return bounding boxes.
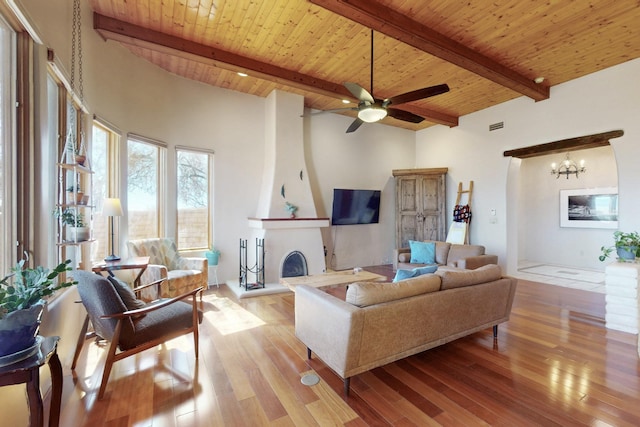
[393,247,411,271]
[456,254,498,270]
[294,285,364,377]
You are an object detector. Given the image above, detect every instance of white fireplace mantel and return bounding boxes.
[248,217,330,230]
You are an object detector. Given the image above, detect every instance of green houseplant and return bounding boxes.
[599,231,640,262]
[0,257,75,357]
[55,208,89,241]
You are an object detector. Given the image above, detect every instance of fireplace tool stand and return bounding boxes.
[239,238,265,291]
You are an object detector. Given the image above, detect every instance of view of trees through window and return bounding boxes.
[127,138,162,240]
[177,149,211,250]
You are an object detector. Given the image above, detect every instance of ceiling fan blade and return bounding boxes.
[301,107,357,117]
[344,82,375,103]
[385,84,450,106]
[387,108,425,124]
[346,118,364,133]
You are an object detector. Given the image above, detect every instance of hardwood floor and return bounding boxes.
[59,265,640,426]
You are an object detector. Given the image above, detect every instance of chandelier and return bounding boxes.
[550,153,586,179]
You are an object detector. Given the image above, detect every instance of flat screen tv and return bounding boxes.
[331,188,381,225]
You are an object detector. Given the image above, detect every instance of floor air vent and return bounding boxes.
[489,121,504,131]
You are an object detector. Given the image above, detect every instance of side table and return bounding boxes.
[0,336,62,427]
[72,257,150,370]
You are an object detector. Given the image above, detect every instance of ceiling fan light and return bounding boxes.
[358,106,387,123]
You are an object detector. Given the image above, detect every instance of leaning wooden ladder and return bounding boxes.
[448,181,474,244]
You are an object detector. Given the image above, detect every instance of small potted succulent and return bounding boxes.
[0,256,75,358]
[599,231,640,262]
[66,184,84,205]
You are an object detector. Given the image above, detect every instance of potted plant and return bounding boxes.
[66,184,84,204]
[55,208,90,241]
[599,231,640,262]
[205,246,221,266]
[0,257,75,358]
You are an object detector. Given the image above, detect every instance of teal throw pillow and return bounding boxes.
[409,240,436,264]
[392,264,438,282]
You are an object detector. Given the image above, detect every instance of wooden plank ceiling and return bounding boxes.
[89,0,640,132]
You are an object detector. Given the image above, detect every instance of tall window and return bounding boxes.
[127,136,165,240]
[92,120,120,259]
[176,148,213,250]
[0,15,15,272]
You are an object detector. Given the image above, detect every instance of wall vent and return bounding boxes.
[489,121,504,131]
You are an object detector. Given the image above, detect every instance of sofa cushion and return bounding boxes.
[422,240,451,265]
[393,265,438,282]
[447,244,485,266]
[437,264,502,290]
[346,274,441,307]
[409,240,436,264]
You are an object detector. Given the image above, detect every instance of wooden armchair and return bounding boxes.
[72,270,203,399]
[127,238,208,300]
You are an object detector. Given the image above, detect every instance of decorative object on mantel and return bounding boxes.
[285,202,298,218]
[0,256,75,360]
[550,153,586,179]
[599,231,640,262]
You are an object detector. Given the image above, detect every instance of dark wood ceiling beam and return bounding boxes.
[309,0,550,102]
[94,13,458,127]
[503,130,624,159]
[393,105,459,127]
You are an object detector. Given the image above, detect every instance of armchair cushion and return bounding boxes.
[119,300,197,351]
[108,276,146,310]
[127,238,208,299]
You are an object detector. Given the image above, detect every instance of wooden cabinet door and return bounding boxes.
[396,176,420,248]
[419,175,445,242]
[393,169,447,248]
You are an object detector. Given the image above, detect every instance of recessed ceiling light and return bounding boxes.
[237,72,248,77]
[342,99,350,104]
[534,76,545,84]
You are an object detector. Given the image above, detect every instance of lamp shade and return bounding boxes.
[103,198,123,217]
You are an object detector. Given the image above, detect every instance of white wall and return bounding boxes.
[305,112,416,269]
[416,58,640,274]
[519,146,617,268]
[17,3,416,276]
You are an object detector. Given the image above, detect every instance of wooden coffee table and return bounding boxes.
[280,269,386,291]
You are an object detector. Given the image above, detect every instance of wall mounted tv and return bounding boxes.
[331,188,381,225]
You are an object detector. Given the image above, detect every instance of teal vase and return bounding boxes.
[206,251,219,266]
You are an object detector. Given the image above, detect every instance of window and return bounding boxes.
[92,120,120,259]
[127,136,165,240]
[176,148,213,250]
[0,15,15,272]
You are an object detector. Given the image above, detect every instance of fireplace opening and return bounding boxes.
[281,251,308,278]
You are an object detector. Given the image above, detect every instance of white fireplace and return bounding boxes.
[243,90,329,286]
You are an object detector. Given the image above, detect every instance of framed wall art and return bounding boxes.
[560,187,618,229]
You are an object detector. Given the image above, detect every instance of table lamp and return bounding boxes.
[103,198,123,261]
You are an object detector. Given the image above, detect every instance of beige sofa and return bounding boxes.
[393,240,498,271]
[294,265,517,395]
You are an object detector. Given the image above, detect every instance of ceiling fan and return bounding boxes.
[312,30,450,133]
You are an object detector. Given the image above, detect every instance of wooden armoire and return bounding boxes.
[392,168,448,248]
